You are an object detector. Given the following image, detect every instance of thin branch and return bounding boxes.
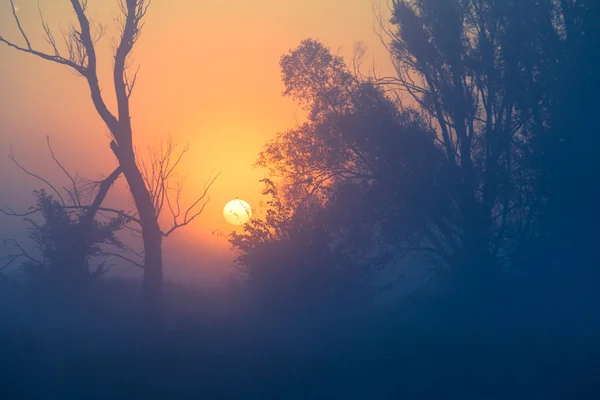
[183,171,220,224]
[125,64,141,99]
[114,240,144,260]
[0,31,86,74]
[0,239,43,269]
[8,146,66,206]
[9,0,31,49]
[0,205,41,218]
[63,206,140,224]
[138,136,219,237]
[162,171,221,237]
[102,252,144,268]
[46,136,81,206]
[38,1,60,56]
[113,0,151,126]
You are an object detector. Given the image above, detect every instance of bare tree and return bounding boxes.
[0,0,216,321]
[3,137,219,287]
[138,137,220,238]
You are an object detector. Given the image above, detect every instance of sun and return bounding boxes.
[223,199,252,225]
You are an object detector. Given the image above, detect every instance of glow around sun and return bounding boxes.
[223,199,252,225]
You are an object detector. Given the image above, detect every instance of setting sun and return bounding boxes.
[223,199,252,225]
[0,0,595,395]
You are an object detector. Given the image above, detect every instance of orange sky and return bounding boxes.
[0,0,394,280]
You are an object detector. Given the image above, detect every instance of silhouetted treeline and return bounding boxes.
[1,1,600,397]
[230,0,600,316]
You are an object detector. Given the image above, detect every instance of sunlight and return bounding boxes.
[223,199,251,225]
[0,1,595,396]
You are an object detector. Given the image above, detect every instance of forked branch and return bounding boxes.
[0,0,148,140]
[162,171,220,237]
[0,0,86,74]
[1,139,147,270]
[8,145,66,206]
[139,137,220,237]
[0,239,42,271]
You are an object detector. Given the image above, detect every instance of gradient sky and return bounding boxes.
[0,0,394,281]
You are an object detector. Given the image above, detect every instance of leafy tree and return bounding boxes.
[229,179,384,313]
[372,0,563,297]
[1,142,134,293]
[19,190,126,292]
[541,1,600,276]
[229,40,455,310]
[240,0,599,308]
[259,39,453,264]
[486,0,600,291]
[372,0,600,308]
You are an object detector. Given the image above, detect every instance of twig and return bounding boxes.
[162,171,220,237]
[8,146,66,205]
[102,252,144,268]
[46,136,81,206]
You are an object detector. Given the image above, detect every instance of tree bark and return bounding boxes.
[1,0,165,324]
[112,141,164,323]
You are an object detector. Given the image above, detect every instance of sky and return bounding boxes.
[0,0,395,283]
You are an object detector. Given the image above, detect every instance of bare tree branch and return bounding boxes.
[63,206,140,224]
[0,1,86,74]
[1,137,147,278]
[0,0,123,133]
[162,171,220,237]
[137,137,220,237]
[0,239,42,270]
[1,205,41,218]
[113,0,151,128]
[38,1,60,56]
[46,136,81,206]
[9,0,31,49]
[8,146,66,206]
[81,166,122,224]
[125,64,141,99]
[102,252,144,268]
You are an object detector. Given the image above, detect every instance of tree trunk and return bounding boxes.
[113,143,164,324]
[450,204,503,311]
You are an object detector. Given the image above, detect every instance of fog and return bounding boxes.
[2,0,600,398]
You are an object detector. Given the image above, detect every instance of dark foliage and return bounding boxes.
[230,179,382,314]
[1,1,600,397]
[230,40,456,310]
[385,0,600,282]
[230,1,600,322]
[19,190,126,292]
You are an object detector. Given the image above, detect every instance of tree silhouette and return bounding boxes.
[2,136,219,298]
[251,2,600,305]
[229,179,384,313]
[138,137,220,239]
[229,40,456,309]
[11,190,125,288]
[0,1,217,322]
[541,1,600,277]
[1,141,133,292]
[367,0,558,298]
[488,0,600,292]
[257,40,455,272]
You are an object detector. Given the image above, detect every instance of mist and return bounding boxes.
[2,0,600,398]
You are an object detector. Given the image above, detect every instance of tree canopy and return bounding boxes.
[231,1,600,307]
